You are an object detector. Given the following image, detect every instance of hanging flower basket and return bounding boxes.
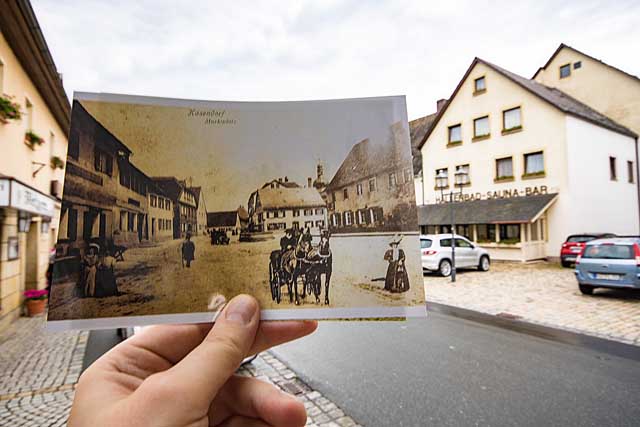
[23,289,48,317]
[0,95,22,124]
[24,130,45,150]
[50,155,65,170]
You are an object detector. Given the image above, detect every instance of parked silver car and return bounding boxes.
[574,237,640,295]
[421,234,490,276]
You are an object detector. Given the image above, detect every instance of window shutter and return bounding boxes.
[374,207,384,223]
[364,209,371,224]
[106,155,113,176]
[68,209,78,241]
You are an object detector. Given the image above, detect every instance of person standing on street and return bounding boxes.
[82,243,100,297]
[181,233,196,268]
[384,234,410,293]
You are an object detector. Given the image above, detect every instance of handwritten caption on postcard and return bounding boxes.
[187,109,237,126]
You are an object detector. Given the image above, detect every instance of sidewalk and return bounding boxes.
[0,316,360,426]
[425,262,640,346]
[0,317,87,426]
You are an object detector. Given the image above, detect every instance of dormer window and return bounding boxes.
[560,63,571,78]
[474,76,486,94]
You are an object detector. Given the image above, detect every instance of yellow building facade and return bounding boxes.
[0,2,70,331]
[534,44,640,137]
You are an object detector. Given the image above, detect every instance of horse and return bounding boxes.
[292,232,332,305]
[315,234,333,305]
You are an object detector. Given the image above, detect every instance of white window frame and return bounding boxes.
[389,172,397,188]
[368,177,377,192]
[473,115,490,138]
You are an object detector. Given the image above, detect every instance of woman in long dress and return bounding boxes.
[82,243,100,297]
[96,249,118,297]
[384,235,410,293]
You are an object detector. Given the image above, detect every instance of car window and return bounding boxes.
[455,238,472,248]
[420,239,432,249]
[440,238,452,247]
[567,235,595,243]
[582,244,633,259]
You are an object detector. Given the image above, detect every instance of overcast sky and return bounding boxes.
[33,0,640,121]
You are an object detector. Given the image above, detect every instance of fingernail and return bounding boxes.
[225,295,257,325]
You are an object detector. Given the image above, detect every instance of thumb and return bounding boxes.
[149,295,260,408]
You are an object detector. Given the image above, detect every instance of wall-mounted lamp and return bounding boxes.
[18,212,32,232]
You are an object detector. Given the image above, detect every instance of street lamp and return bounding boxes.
[436,167,469,282]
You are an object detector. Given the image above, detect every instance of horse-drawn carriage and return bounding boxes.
[269,230,332,305]
[210,229,230,245]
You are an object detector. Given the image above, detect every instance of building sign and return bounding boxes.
[435,185,550,204]
[0,178,56,218]
[0,179,9,206]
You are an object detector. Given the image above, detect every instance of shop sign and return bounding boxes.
[0,178,55,217]
[436,185,550,203]
[0,179,9,206]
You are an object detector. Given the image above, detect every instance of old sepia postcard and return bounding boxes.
[47,93,426,330]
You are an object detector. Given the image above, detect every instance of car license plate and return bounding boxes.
[571,247,582,253]
[594,273,621,281]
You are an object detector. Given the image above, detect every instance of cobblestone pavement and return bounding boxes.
[0,316,87,426]
[425,262,640,345]
[238,352,361,427]
[1,316,360,426]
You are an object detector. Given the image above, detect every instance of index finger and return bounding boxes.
[113,319,317,369]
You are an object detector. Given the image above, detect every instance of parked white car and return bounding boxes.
[421,234,491,276]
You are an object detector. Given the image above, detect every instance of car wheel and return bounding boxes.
[561,260,571,268]
[579,284,594,295]
[478,255,490,272]
[439,259,452,277]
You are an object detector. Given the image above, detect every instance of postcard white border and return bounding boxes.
[46,305,426,332]
[73,91,408,110]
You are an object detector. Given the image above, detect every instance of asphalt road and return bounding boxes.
[272,311,640,427]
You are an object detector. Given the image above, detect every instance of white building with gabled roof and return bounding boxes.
[247,185,327,234]
[418,56,639,262]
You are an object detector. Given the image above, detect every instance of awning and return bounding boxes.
[0,177,57,218]
[418,193,558,225]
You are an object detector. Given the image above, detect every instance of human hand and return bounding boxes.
[69,295,317,427]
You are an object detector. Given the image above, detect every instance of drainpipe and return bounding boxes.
[636,137,640,233]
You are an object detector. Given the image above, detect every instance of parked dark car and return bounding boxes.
[560,233,616,267]
[574,237,640,295]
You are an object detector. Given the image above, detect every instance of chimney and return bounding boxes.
[284,176,289,182]
[307,177,312,188]
[278,177,283,183]
[436,98,447,112]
